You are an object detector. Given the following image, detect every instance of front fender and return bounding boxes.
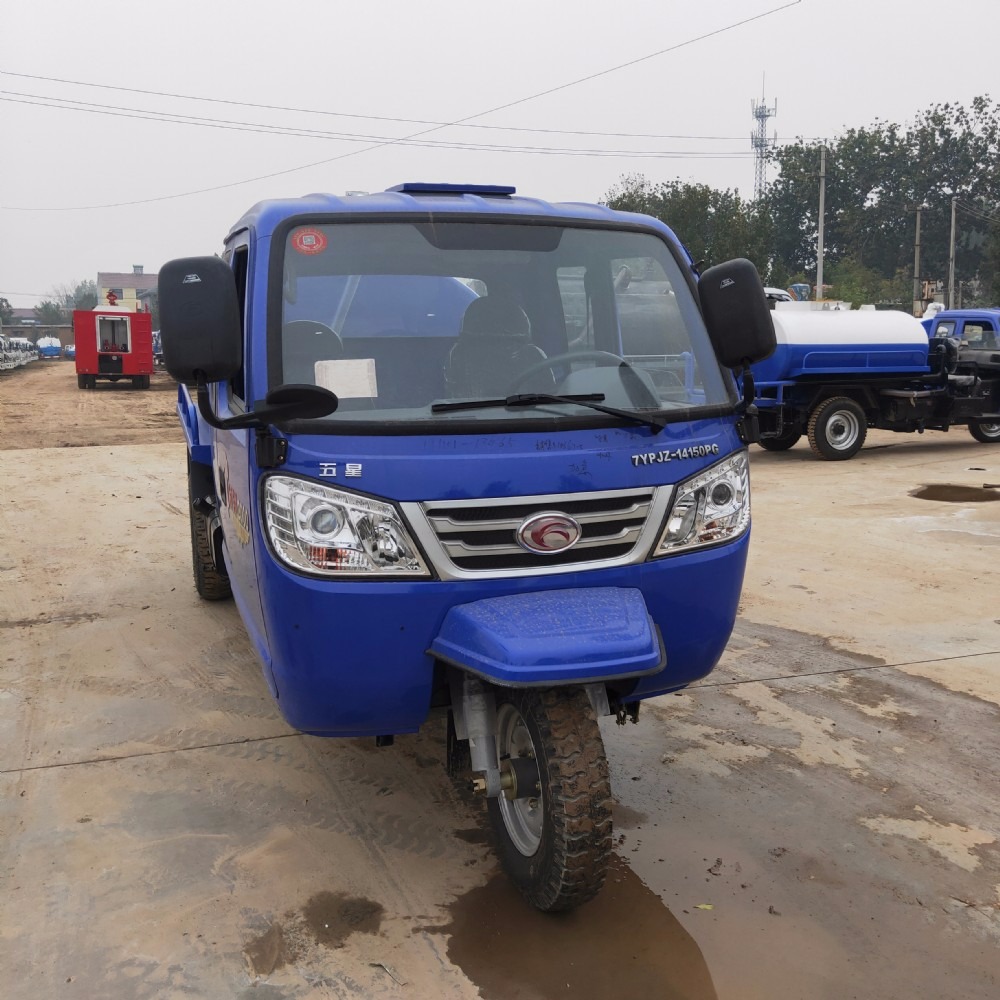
[177,382,214,466]
[429,587,665,687]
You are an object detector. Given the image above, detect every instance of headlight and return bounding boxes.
[652,450,750,556]
[263,476,430,577]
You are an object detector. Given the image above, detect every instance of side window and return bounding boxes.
[611,255,687,356]
[557,267,589,348]
[934,320,956,339]
[228,245,249,403]
[962,323,996,348]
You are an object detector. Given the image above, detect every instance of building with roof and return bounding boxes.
[97,265,158,312]
[2,308,71,345]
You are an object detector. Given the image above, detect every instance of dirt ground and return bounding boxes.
[1,360,998,999]
[0,360,181,449]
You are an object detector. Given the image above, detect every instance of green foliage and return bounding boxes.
[763,97,1000,298]
[605,97,1000,307]
[0,297,13,327]
[604,175,775,280]
[984,229,1000,305]
[33,300,66,325]
[823,258,909,308]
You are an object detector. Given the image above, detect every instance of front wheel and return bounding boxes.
[487,687,612,912]
[970,421,1000,444]
[808,397,867,460]
[188,457,231,601]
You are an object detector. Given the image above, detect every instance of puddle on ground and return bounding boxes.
[243,891,385,977]
[613,801,648,829]
[454,827,490,845]
[429,859,718,1000]
[301,890,384,947]
[244,924,295,977]
[910,484,1000,503]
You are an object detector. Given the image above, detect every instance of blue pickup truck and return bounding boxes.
[922,308,1000,348]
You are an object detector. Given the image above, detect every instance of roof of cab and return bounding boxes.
[224,182,685,252]
[929,308,1000,322]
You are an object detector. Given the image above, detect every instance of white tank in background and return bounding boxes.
[753,309,930,383]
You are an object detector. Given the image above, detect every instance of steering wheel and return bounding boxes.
[506,350,638,394]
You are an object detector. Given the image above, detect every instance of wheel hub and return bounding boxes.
[829,411,860,449]
[495,704,544,856]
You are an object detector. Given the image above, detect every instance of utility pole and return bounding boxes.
[948,196,957,308]
[816,146,826,302]
[912,207,922,317]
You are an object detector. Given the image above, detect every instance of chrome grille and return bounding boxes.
[407,487,664,578]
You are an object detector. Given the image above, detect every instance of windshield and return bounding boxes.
[276,221,730,425]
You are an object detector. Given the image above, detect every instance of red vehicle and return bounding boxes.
[74,308,154,390]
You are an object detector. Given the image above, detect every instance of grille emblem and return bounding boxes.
[515,512,582,554]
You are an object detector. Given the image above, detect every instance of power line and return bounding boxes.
[0,91,753,158]
[956,200,1000,225]
[0,68,765,143]
[2,1,802,211]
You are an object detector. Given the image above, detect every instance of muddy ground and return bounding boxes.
[1,360,998,999]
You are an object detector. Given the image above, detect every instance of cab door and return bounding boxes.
[212,240,275,690]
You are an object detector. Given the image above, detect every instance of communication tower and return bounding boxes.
[751,94,777,201]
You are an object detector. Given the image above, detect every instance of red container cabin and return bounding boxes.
[74,308,154,390]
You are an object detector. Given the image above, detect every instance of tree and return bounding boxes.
[823,257,909,308]
[764,97,1000,296]
[604,175,774,279]
[34,300,66,325]
[51,279,98,312]
[0,297,13,327]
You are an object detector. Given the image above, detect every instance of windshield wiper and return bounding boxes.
[431,392,665,432]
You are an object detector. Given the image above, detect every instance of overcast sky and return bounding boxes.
[1,0,994,309]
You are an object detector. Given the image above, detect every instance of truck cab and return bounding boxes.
[923,308,1000,371]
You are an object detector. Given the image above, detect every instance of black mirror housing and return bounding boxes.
[698,258,776,369]
[159,256,242,383]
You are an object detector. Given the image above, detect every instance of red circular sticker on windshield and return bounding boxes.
[291,228,328,255]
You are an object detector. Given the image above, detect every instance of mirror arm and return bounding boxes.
[194,376,288,467]
[195,376,264,430]
[733,363,761,445]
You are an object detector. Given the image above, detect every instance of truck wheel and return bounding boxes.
[77,375,87,390]
[188,458,231,601]
[970,422,1000,444]
[759,427,802,451]
[808,397,867,460]
[487,687,612,912]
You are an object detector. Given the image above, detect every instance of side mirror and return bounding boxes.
[698,259,776,369]
[159,256,242,383]
[195,381,339,431]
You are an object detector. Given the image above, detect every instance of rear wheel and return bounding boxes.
[808,397,867,460]
[970,421,1000,443]
[77,374,87,390]
[759,426,802,452]
[188,457,231,601]
[487,687,612,912]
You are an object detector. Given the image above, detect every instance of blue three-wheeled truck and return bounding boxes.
[159,182,775,911]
